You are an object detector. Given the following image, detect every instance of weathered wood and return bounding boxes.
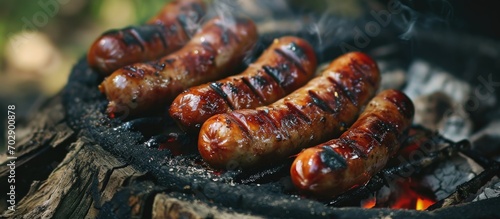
[0,93,265,219]
[0,94,75,217]
[3,138,139,218]
[151,193,261,219]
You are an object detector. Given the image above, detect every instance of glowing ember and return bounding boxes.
[416,197,434,210]
[361,198,376,209]
[361,180,436,210]
[390,182,436,210]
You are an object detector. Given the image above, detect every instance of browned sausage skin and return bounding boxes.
[290,89,414,199]
[98,17,258,118]
[198,52,381,170]
[87,0,206,75]
[169,36,317,133]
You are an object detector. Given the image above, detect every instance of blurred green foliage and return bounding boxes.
[0,0,173,58]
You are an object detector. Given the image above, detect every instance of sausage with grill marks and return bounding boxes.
[290,89,414,199]
[198,52,381,170]
[87,0,206,75]
[169,36,317,133]
[98,17,258,118]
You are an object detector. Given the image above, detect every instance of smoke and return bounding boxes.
[396,0,454,40]
[200,0,456,64]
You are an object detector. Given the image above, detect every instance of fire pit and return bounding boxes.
[1,0,500,218]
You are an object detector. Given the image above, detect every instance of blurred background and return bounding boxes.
[0,0,170,117]
[0,0,172,152]
[0,0,499,151]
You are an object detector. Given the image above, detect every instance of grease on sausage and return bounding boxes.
[169,36,317,132]
[198,52,381,170]
[87,0,206,74]
[98,17,258,118]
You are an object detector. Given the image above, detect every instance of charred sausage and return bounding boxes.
[198,52,381,170]
[87,0,206,74]
[98,17,258,118]
[169,36,317,133]
[290,89,414,199]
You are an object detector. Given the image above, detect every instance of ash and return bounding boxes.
[403,60,473,142]
[378,57,500,202]
[421,155,480,200]
[474,179,500,201]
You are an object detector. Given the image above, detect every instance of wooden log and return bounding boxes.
[0,93,264,218]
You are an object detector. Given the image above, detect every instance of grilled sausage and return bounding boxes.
[198,52,381,170]
[99,17,258,118]
[290,89,414,199]
[169,36,317,133]
[87,0,206,75]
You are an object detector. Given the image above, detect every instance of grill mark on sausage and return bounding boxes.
[209,82,235,110]
[155,26,169,49]
[339,138,366,158]
[120,27,145,51]
[200,41,216,53]
[287,42,307,59]
[285,102,312,124]
[383,91,415,119]
[274,48,308,76]
[119,25,178,54]
[150,61,166,71]
[216,23,241,45]
[226,113,251,136]
[129,28,149,51]
[226,82,239,94]
[258,110,281,133]
[349,59,377,88]
[241,77,265,103]
[319,145,347,171]
[261,110,291,141]
[356,121,385,145]
[370,113,401,142]
[262,65,283,86]
[176,14,191,38]
[123,65,146,78]
[308,90,336,114]
[135,25,170,50]
[221,30,230,45]
[326,76,358,107]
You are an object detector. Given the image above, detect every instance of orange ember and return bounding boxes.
[361,198,376,209]
[361,180,436,210]
[391,181,436,210]
[416,197,434,210]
